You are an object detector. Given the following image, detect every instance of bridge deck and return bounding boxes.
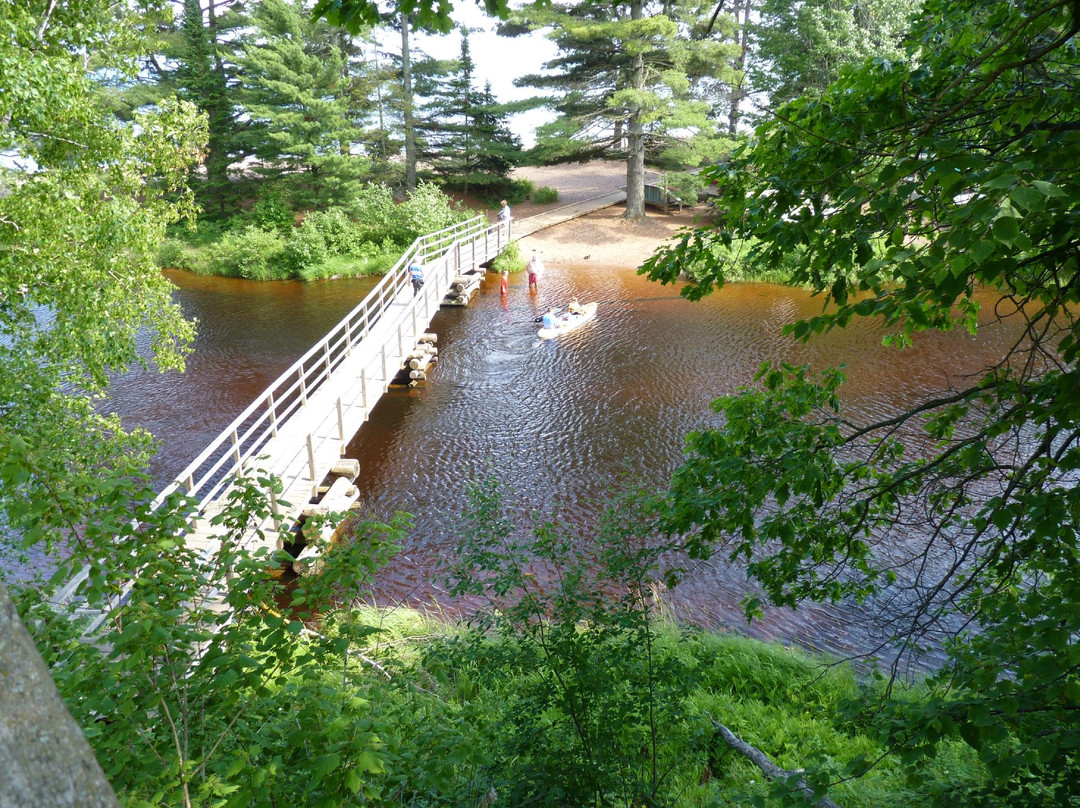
[512,191,627,238]
[55,198,624,626]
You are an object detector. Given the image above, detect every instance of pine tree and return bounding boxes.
[91,0,252,218]
[512,0,740,218]
[240,0,370,208]
[176,0,243,216]
[416,31,521,195]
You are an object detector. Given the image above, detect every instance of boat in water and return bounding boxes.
[537,302,598,339]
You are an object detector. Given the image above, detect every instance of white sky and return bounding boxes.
[414,2,559,146]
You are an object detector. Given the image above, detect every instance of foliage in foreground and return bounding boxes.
[20,475,991,807]
[643,0,1080,804]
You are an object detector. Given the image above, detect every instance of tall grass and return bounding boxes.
[331,605,984,808]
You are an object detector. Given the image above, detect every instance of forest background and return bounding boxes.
[2,0,1078,807]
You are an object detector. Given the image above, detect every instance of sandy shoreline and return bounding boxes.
[516,202,707,269]
[497,159,713,269]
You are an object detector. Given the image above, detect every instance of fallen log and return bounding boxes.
[711,719,843,808]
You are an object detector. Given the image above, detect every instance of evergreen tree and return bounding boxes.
[511,0,739,219]
[417,32,521,194]
[176,0,247,216]
[92,0,253,218]
[240,0,370,208]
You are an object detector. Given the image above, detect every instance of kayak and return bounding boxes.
[537,302,598,339]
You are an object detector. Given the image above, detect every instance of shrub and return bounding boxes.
[347,183,398,240]
[284,220,330,277]
[483,177,533,207]
[531,186,559,205]
[490,240,524,274]
[302,208,365,256]
[207,226,287,280]
[174,218,225,246]
[156,239,185,269]
[664,171,704,207]
[399,181,468,243]
[249,188,295,235]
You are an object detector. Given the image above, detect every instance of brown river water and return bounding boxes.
[100,267,1024,667]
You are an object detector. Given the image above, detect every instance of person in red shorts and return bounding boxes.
[526,250,544,291]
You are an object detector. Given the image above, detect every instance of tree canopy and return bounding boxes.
[644,0,1080,801]
[748,0,921,106]
[1,1,203,556]
[313,0,510,33]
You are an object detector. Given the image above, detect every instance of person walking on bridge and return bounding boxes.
[409,262,424,296]
[498,199,512,224]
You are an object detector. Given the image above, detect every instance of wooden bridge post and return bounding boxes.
[336,397,345,450]
[307,433,317,482]
[268,391,278,437]
[299,368,308,405]
[361,366,369,416]
[231,429,241,467]
[381,343,388,383]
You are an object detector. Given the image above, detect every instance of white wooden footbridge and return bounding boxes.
[53,215,512,625]
[53,190,630,629]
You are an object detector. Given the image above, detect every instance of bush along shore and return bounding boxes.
[157,183,472,281]
[159,180,562,282]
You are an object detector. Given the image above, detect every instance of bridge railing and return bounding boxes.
[155,214,507,515]
[51,214,509,609]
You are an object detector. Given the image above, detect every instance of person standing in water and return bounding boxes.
[526,250,544,291]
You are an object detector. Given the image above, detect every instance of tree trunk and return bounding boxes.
[728,0,754,136]
[0,581,119,807]
[624,0,646,221]
[712,719,843,808]
[400,11,417,192]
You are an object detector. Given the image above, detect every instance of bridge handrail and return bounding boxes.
[153,213,503,514]
[53,214,507,608]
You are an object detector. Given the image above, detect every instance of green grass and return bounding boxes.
[323,607,987,808]
[297,252,399,281]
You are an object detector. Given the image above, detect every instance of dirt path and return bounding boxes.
[506,159,711,269]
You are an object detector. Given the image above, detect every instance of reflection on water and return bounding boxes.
[43,267,1027,664]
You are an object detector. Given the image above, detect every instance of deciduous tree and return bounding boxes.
[644,0,1080,802]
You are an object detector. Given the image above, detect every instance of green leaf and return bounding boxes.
[311,753,341,782]
[992,215,1020,242]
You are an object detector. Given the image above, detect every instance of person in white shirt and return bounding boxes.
[498,200,512,222]
[526,250,544,291]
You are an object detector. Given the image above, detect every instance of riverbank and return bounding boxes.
[516,201,709,270]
